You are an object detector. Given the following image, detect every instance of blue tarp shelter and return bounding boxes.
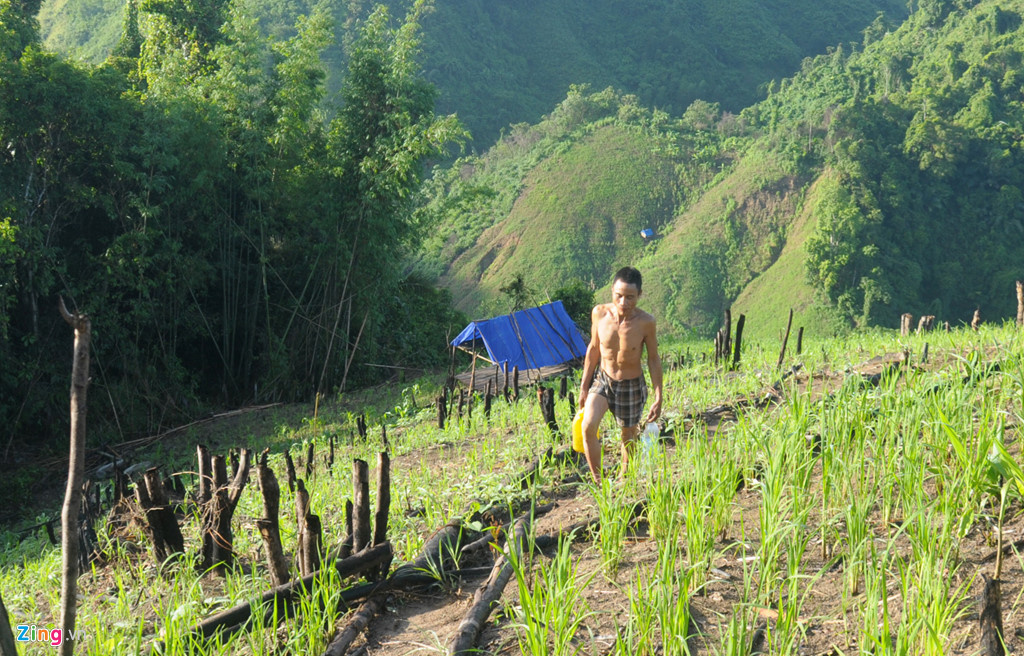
[450,301,587,372]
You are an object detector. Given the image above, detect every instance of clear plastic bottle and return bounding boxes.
[640,422,659,461]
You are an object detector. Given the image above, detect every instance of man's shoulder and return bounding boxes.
[635,308,656,324]
[592,303,614,318]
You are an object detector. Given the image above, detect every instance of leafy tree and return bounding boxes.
[499,273,533,312]
[550,278,594,332]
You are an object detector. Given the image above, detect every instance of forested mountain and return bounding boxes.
[39,0,908,146]
[7,0,1024,461]
[423,0,1024,338]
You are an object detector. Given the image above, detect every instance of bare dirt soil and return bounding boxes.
[343,352,1024,656]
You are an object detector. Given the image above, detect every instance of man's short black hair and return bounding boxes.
[613,267,642,292]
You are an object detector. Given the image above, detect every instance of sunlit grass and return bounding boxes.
[5,323,1024,653]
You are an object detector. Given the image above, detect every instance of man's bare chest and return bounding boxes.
[598,319,645,352]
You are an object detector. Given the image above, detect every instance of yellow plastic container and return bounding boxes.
[571,409,597,453]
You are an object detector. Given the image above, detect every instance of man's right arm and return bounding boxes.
[578,306,601,407]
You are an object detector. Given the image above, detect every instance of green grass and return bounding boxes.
[4,322,1024,653]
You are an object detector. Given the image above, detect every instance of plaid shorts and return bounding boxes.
[590,369,647,428]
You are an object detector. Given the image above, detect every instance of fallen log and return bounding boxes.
[449,518,529,656]
[980,573,1005,656]
[177,542,393,646]
[322,593,391,656]
[460,503,556,557]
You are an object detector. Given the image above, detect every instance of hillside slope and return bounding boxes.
[39,0,907,146]
[440,125,677,316]
[423,0,1024,337]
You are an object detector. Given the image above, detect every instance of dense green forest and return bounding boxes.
[0,0,465,454]
[38,0,909,147]
[424,0,1024,338]
[6,0,1024,459]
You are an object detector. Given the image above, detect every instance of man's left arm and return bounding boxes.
[644,317,663,424]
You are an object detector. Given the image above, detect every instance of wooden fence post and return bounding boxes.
[732,314,745,371]
[58,298,90,656]
[1017,281,1024,327]
[777,309,794,371]
[722,308,732,362]
[436,392,446,429]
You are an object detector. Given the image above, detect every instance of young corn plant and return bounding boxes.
[614,568,660,655]
[653,541,694,655]
[679,475,717,591]
[508,533,595,656]
[592,477,631,580]
[646,454,683,547]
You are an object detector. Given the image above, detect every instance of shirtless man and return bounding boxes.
[578,267,663,482]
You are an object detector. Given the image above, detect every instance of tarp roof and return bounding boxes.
[450,300,587,371]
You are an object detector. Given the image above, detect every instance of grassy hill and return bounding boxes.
[440,124,677,316]
[423,0,1024,339]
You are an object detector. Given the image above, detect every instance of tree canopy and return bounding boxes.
[0,0,465,444]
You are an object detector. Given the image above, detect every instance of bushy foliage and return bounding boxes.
[0,0,465,443]
[762,1,1024,327]
[550,278,594,333]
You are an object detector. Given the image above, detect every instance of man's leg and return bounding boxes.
[582,393,609,482]
[619,425,639,478]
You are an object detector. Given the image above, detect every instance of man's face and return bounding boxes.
[612,280,640,316]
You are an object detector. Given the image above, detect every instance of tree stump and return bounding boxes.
[900,313,913,336]
[1017,280,1024,327]
[732,314,745,371]
[353,460,371,553]
[372,451,392,579]
[302,513,323,577]
[139,468,185,563]
[980,573,1005,656]
[305,440,315,480]
[284,449,297,493]
[208,449,251,573]
[722,308,732,362]
[256,450,289,587]
[538,387,558,433]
